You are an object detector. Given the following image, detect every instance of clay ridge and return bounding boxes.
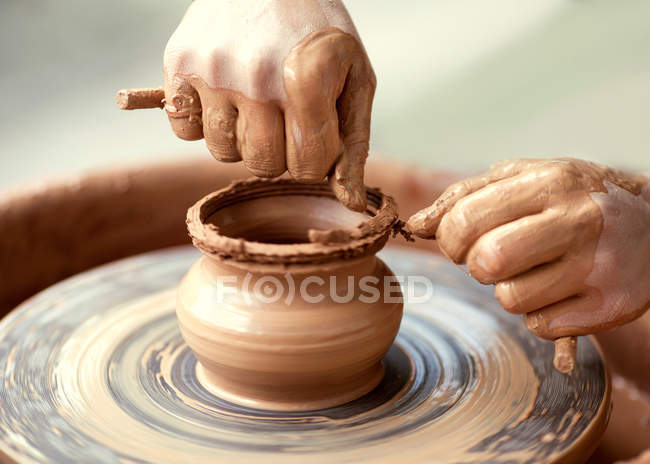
[186,178,400,265]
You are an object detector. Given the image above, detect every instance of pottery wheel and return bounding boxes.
[0,247,609,463]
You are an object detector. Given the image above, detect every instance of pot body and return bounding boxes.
[177,254,403,411]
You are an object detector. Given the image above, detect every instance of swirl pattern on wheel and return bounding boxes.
[0,247,609,463]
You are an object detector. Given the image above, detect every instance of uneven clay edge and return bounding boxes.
[186,177,402,265]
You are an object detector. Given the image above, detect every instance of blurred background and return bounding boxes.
[1,0,649,190]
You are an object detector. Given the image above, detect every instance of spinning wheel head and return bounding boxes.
[0,247,609,463]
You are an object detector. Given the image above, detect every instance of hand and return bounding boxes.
[163,0,376,211]
[407,158,650,339]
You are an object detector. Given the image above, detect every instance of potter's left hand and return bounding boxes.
[163,0,376,211]
[407,158,650,339]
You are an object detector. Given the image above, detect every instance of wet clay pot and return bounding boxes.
[176,179,403,411]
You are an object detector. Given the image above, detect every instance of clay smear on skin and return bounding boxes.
[526,170,649,337]
[165,16,375,210]
[407,159,650,339]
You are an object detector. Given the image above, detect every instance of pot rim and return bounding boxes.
[186,178,399,265]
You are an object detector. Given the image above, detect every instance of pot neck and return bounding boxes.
[201,253,378,277]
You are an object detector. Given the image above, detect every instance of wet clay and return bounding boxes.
[0,157,644,460]
[0,157,454,318]
[186,178,398,264]
[163,0,376,211]
[178,178,402,410]
[554,336,577,374]
[116,87,164,110]
[406,159,650,360]
[0,246,610,463]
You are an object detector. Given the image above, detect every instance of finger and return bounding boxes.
[163,74,203,141]
[436,167,568,263]
[283,28,350,185]
[284,107,340,183]
[494,259,583,315]
[235,100,286,178]
[330,143,367,212]
[525,295,602,339]
[198,88,241,162]
[406,159,539,238]
[330,34,376,212]
[526,292,649,339]
[466,208,572,284]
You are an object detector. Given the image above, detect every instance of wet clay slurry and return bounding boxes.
[177,179,402,410]
[0,247,610,463]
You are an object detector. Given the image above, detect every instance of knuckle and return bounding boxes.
[204,106,236,134]
[165,74,192,99]
[546,164,567,181]
[452,179,473,198]
[545,163,578,189]
[558,168,577,188]
[164,43,192,70]
[447,200,472,232]
[571,200,602,235]
[285,39,346,90]
[205,133,235,152]
[284,54,320,87]
[290,168,327,184]
[490,158,515,170]
[164,81,202,139]
[446,198,478,243]
[489,159,517,176]
[288,152,332,184]
[246,165,285,179]
[244,149,286,178]
[203,111,239,161]
[582,200,603,221]
[207,145,240,162]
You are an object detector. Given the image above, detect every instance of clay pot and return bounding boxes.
[176,179,403,411]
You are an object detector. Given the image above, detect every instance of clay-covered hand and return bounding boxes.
[163,0,376,211]
[407,158,650,339]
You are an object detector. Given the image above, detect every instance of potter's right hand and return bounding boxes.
[406,158,650,340]
[163,0,376,212]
